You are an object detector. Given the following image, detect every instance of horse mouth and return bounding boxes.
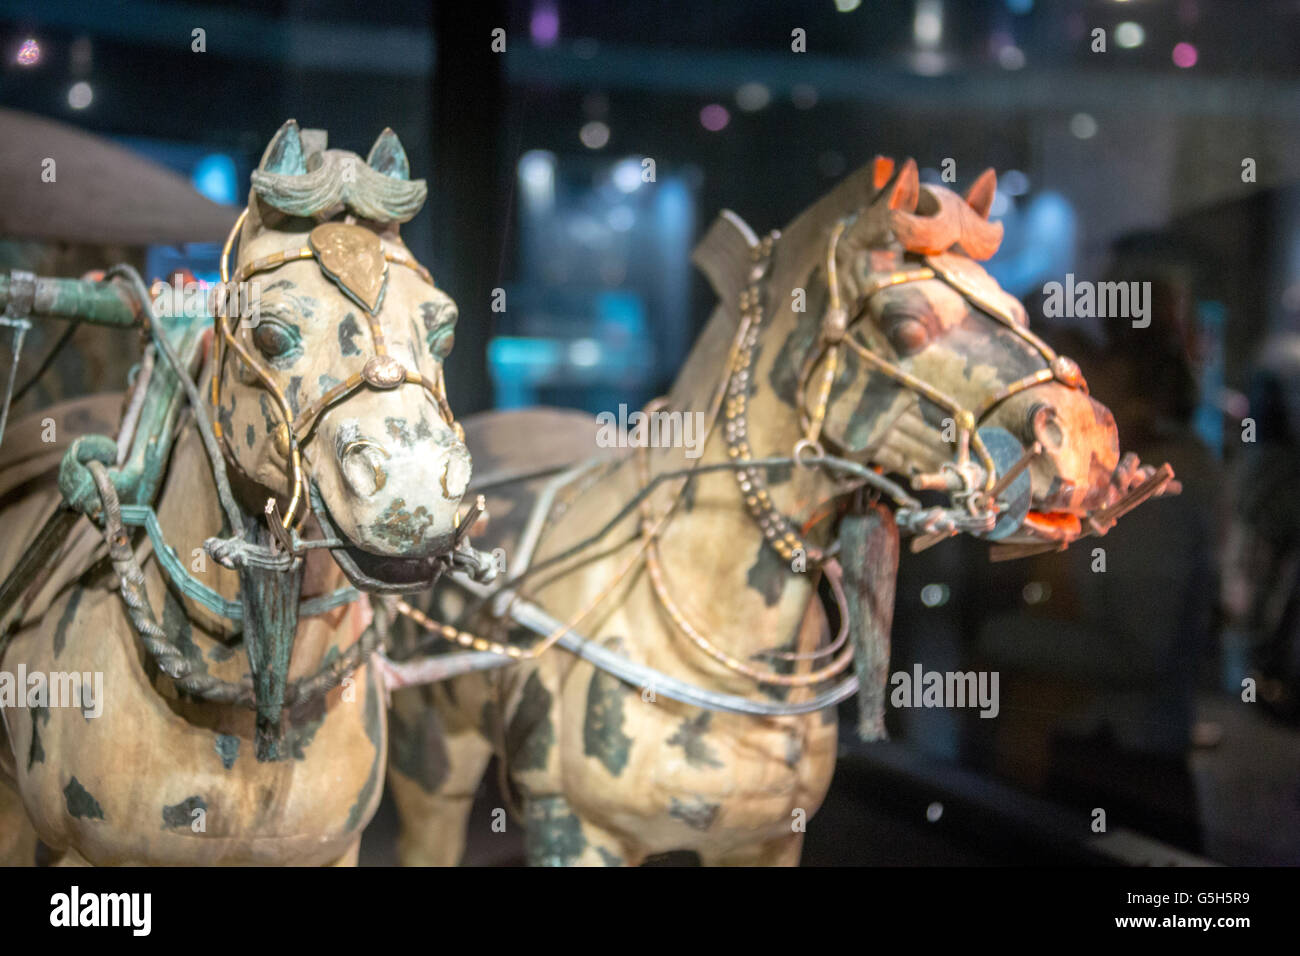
[1021,510,1082,539]
[989,463,1178,558]
[309,483,447,594]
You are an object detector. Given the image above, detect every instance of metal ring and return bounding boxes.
[792,438,825,468]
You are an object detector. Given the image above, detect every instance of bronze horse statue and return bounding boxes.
[385,157,1177,866]
[0,120,485,865]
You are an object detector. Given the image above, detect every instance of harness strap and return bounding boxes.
[88,460,385,712]
[430,568,861,718]
[117,504,358,622]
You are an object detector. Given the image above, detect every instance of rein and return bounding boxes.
[87,459,382,711]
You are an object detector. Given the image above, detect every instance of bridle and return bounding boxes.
[211,208,460,534]
[790,219,1089,532]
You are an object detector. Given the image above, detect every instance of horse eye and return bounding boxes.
[886,316,930,355]
[252,321,296,359]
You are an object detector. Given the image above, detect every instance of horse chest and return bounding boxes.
[555,664,839,841]
[4,586,385,865]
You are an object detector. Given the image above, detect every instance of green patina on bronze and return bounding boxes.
[506,671,554,772]
[582,651,633,777]
[27,704,49,769]
[161,795,207,830]
[525,795,586,866]
[52,589,82,659]
[238,529,305,762]
[0,274,138,328]
[63,776,105,820]
[370,498,435,550]
[666,711,724,770]
[214,733,240,770]
[668,796,720,832]
[388,702,450,794]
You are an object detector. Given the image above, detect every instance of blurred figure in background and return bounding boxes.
[1223,330,1300,725]
[974,233,1221,852]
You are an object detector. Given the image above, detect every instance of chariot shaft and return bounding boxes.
[0,270,142,328]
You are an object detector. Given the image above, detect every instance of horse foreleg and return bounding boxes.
[0,774,38,866]
[387,685,494,867]
[324,839,361,866]
[524,794,639,867]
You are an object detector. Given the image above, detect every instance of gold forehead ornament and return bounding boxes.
[308,222,388,314]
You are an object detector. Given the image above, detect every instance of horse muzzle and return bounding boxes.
[312,401,471,561]
[977,386,1179,553]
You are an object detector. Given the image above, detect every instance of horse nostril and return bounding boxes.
[340,439,390,497]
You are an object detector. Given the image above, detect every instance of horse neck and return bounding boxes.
[637,288,839,670]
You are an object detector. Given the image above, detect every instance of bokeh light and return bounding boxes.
[16,38,39,66]
[735,82,771,112]
[997,44,1026,70]
[1069,112,1098,139]
[699,103,730,132]
[921,583,951,607]
[530,2,559,47]
[579,120,610,149]
[791,83,818,109]
[67,81,93,109]
[1115,22,1145,48]
[1172,42,1198,68]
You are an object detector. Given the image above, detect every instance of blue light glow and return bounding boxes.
[193,153,238,205]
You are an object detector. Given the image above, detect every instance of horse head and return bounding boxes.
[214,120,471,589]
[765,156,1175,555]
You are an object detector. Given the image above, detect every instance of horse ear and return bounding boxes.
[883,158,920,212]
[367,128,411,180]
[965,168,997,219]
[259,119,307,175]
[872,156,896,191]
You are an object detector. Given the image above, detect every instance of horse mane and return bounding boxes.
[248,120,428,224]
[777,156,1004,276]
